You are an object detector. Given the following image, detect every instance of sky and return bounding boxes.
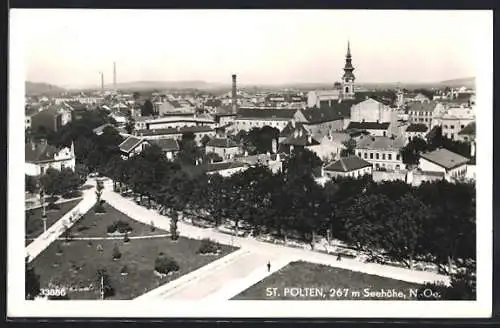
[12,9,491,88]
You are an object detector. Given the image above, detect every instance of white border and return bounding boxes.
[8,9,493,318]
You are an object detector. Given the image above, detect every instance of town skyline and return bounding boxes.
[13,9,486,88]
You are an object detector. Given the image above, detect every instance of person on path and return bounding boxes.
[337,254,342,261]
[267,261,271,272]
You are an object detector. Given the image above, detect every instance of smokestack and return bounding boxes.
[100,72,104,93]
[113,62,117,90]
[232,74,237,114]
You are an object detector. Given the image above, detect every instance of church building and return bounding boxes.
[307,41,356,108]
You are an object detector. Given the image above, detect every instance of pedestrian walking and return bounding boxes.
[267,261,271,272]
[337,254,342,261]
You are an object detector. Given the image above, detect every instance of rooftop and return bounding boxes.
[347,121,391,131]
[237,108,297,120]
[324,156,372,172]
[119,136,146,153]
[458,122,476,136]
[420,148,469,170]
[150,138,180,152]
[300,107,345,124]
[25,142,61,163]
[406,124,429,133]
[135,125,214,137]
[407,101,436,112]
[206,138,240,148]
[356,135,405,150]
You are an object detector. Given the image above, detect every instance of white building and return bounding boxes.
[25,140,76,176]
[323,155,373,179]
[205,138,241,160]
[419,148,469,181]
[354,135,405,171]
[233,108,298,132]
[118,136,150,159]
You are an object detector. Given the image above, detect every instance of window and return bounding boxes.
[382,153,386,160]
[450,125,455,129]
[358,152,362,157]
[375,153,379,160]
[461,125,465,129]
[388,154,392,160]
[375,163,380,169]
[396,154,401,160]
[364,153,367,159]
[444,125,448,129]
[370,153,373,159]
[396,164,400,170]
[40,167,45,174]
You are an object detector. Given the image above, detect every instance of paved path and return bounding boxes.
[26,184,97,263]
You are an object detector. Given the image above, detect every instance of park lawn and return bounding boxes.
[31,204,238,299]
[66,202,168,238]
[25,199,82,245]
[233,261,421,301]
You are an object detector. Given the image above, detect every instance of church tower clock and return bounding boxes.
[342,41,355,99]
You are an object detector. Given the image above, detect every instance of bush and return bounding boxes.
[94,203,106,213]
[120,265,129,275]
[124,233,130,243]
[112,244,122,260]
[47,202,60,210]
[197,238,220,254]
[154,254,179,275]
[107,220,133,234]
[62,190,82,199]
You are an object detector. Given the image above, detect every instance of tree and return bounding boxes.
[25,257,40,300]
[25,175,38,194]
[417,261,476,300]
[340,138,356,157]
[200,135,211,148]
[132,92,140,101]
[241,126,280,155]
[400,136,429,165]
[125,113,135,134]
[175,132,203,166]
[75,164,90,184]
[112,244,122,260]
[283,148,323,178]
[141,100,154,117]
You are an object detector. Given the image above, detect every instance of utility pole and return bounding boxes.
[100,274,104,300]
[39,187,47,232]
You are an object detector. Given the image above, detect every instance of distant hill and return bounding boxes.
[437,77,475,88]
[25,81,66,96]
[107,80,226,91]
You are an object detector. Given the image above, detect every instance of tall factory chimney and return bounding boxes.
[113,62,117,91]
[231,74,237,113]
[100,72,104,93]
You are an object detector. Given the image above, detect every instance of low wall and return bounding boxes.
[372,171,406,183]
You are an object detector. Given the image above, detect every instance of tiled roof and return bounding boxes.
[324,156,372,172]
[237,108,297,120]
[135,126,214,137]
[420,148,469,170]
[92,123,114,134]
[204,161,248,172]
[25,142,60,163]
[458,122,475,135]
[280,122,307,137]
[300,107,345,124]
[150,138,179,152]
[356,135,405,150]
[406,124,428,133]
[206,138,239,148]
[407,102,436,112]
[317,100,354,118]
[347,121,390,130]
[119,136,146,153]
[281,133,320,147]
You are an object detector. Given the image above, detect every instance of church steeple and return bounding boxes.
[342,40,355,99]
[343,40,355,81]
